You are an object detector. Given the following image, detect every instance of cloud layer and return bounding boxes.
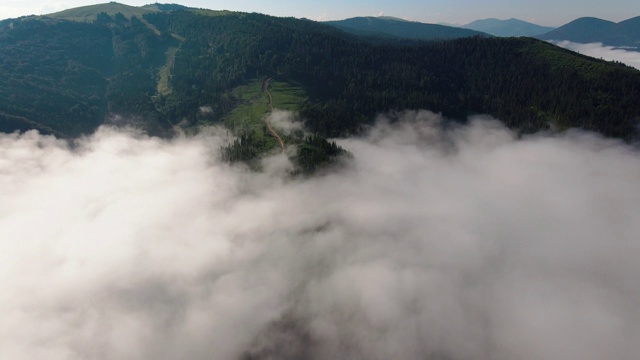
[1,112,640,360]
[552,40,640,70]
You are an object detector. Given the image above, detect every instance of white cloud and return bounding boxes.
[198,106,213,114]
[1,112,640,359]
[551,40,640,70]
[312,13,328,21]
[267,110,304,134]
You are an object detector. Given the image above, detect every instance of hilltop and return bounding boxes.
[46,2,162,22]
[537,16,640,49]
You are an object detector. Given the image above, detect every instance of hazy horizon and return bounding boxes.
[1,0,639,26]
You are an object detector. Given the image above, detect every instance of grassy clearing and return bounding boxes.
[223,80,273,149]
[139,18,161,36]
[269,81,308,111]
[46,3,158,22]
[223,78,307,129]
[157,47,178,96]
[190,9,235,17]
[46,3,163,35]
[221,78,308,151]
[225,82,268,125]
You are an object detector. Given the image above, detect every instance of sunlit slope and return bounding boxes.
[46,2,161,22]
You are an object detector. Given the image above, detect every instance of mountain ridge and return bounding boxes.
[537,16,640,49]
[462,18,555,37]
[325,16,490,40]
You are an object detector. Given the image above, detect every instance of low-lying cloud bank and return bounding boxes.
[1,111,640,360]
[551,40,640,70]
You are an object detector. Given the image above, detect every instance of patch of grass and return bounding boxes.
[46,3,158,22]
[223,80,273,147]
[157,47,178,96]
[139,18,161,36]
[190,9,235,17]
[221,78,308,152]
[45,2,163,35]
[269,81,308,111]
[223,78,308,128]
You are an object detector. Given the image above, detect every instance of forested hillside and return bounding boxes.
[0,13,177,136]
[1,4,640,144]
[147,10,640,139]
[324,16,488,40]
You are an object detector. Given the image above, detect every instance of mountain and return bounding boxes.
[616,16,640,39]
[537,16,640,49]
[1,2,639,151]
[462,18,555,37]
[325,16,489,40]
[537,17,616,43]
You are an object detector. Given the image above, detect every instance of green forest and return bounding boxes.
[1,5,640,170]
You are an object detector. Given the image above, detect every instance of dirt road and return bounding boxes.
[262,78,285,150]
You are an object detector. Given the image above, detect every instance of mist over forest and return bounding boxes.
[552,40,640,70]
[1,111,639,359]
[1,3,640,359]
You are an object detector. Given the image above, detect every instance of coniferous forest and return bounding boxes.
[1,5,639,152]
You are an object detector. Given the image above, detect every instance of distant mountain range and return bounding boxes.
[462,18,555,37]
[324,16,489,40]
[325,15,640,51]
[48,3,639,50]
[537,16,640,49]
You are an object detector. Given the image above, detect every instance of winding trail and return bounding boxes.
[262,78,285,150]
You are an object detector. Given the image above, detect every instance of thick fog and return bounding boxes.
[552,40,640,70]
[1,111,640,360]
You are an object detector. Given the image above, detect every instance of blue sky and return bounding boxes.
[1,0,639,26]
